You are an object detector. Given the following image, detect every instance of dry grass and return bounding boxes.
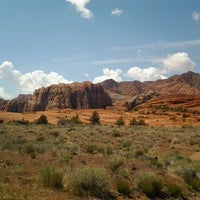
[0,109,200,199]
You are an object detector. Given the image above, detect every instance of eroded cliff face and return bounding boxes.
[1,71,200,113]
[24,81,112,112]
[0,95,31,113]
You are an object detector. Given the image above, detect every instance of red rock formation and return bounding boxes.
[24,81,112,112]
[0,71,200,112]
[101,71,200,108]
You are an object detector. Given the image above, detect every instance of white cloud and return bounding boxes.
[93,68,122,83]
[111,8,123,16]
[192,11,200,21]
[19,70,71,93]
[160,52,195,73]
[0,61,72,97]
[0,87,11,99]
[66,0,93,19]
[127,67,166,82]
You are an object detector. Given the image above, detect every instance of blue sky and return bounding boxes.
[0,0,200,98]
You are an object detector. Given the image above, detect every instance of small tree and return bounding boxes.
[115,116,125,126]
[89,111,101,125]
[129,117,137,125]
[37,114,48,124]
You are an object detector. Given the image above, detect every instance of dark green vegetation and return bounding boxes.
[0,119,200,199]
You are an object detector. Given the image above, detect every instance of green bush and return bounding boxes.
[115,116,125,126]
[109,156,124,172]
[39,166,63,189]
[70,115,81,124]
[129,117,137,125]
[177,167,200,191]
[82,143,105,154]
[137,173,163,198]
[89,111,101,125]
[116,180,132,196]
[167,183,183,198]
[66,167,109,197]
[13,119,29,125]
[137,119,146,126]
[129,118,146,126]
[37,115,48,124]
[112,130,121,137]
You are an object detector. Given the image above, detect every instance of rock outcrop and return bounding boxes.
[101,71,200,107]
[0,94,31,113]
[0,81,112,113]
[24,81,112,112]
[1,71,200,113]
[124,91,159,110]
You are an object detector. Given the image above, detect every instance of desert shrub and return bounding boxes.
[117,167,130,179]
[30,152,36,159]
[115,116,125,126]
[112,130,121,137]
[137,119,146,126]
[70,115,81,124]
[66,167,109,197]
[133,149,145,158]
[148,156,162,168]
[122,139,132,149]
[137,173,163,198]
[163,152,200,191]
[50,131,60,137]
[39,166,63,189]
[129,117,137,125]
[60,152,72,164]
[105,146,113,155]
[116,180,132,197]
[37,115,48,124]
[167,183,183,198]
[89,111,101,125]
[0,119,4,124]
[82,143,105,154]
[129,118,146,126]
[57,117,68,125]
[25,144,35,154]
[13,119,29,125]
[36,135,46,142]
[176,167,200,191]
[109,156,124,172]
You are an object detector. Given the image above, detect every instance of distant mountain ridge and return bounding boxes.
[101,71,200,96]
[0,71,200,113]
[100,71,200,107]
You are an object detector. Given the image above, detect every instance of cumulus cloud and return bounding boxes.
[192,11,200,21]
[66,0,93,19]
[160,52,195,73]
[0,61,71,96]
[127,67,166,82]
[0,87,11,99]
[111,8,123,16]
[93,68,122,83]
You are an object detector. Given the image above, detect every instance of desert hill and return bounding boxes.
[0,71,200,113]
[101,71,200,109]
